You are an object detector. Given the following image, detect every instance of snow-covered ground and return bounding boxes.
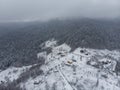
[22,40,120,90]
[42,39,57,49]
[0,65,32,84]
[1,39,120,90]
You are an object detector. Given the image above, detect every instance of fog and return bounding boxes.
[0,0,120,22]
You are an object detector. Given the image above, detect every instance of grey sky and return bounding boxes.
[0,0,120,22]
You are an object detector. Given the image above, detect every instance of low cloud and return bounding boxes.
[0,0,120,22]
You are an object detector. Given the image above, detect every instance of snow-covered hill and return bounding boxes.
[0,66,32,84]
[1,39,120,90]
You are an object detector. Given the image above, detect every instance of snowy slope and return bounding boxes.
[21,40,120,90]
[0,39,120,90]
[0,66,32,84]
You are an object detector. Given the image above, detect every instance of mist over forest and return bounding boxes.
[0,19,120,69]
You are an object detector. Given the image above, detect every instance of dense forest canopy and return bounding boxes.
[0,19,120,69]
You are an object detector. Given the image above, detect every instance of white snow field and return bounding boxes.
[22,40,120,90]
[0,65,32,84]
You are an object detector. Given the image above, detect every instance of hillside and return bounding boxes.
[0,39,120,90]
[0,19,120,69]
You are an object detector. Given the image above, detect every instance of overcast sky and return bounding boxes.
[0,0,120,22]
